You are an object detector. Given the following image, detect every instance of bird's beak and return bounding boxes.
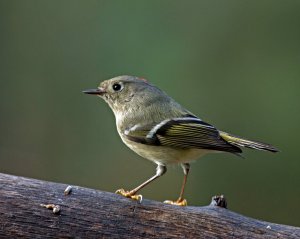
[82,87,106,95]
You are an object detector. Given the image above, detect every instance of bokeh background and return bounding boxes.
[1,0,299,226]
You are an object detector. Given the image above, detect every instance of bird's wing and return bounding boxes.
[124,117,242,153]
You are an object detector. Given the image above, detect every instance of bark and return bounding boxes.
[0,173,299,238]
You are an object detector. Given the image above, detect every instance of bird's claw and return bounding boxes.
[164,198,187,206]
[115,188,143,202]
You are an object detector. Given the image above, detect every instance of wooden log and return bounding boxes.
[0,173,299,238]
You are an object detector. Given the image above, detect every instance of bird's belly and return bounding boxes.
[122,138,209,165]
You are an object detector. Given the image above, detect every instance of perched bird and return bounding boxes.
[83,75,278,206]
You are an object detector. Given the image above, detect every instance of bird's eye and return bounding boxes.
[112,83,122,92]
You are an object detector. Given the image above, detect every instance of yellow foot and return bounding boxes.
[115,188,143,202]
[164,198,187,206]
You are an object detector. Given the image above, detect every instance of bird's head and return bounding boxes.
[83,75,161,114]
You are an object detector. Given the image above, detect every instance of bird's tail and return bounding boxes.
[219,131,279,153]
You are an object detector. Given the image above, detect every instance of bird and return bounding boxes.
[83,75,278,206]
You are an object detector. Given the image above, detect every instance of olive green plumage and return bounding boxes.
[84,75,278,159]
[83,75,278,205]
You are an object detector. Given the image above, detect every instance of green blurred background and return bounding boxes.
[1,0,299,226]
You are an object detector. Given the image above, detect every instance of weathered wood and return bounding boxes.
[0,173,299,238]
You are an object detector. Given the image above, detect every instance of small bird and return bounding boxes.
[83,75,278,206]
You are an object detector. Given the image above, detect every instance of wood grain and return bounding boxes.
[0,173,299,238]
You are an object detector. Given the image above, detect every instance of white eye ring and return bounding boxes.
[112,83,123,92]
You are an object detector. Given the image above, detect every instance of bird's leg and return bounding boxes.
[177,163,190,204]
[164,163,190,206]
[116,164,166,202]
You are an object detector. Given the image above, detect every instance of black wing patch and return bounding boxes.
[124,118,242,154]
